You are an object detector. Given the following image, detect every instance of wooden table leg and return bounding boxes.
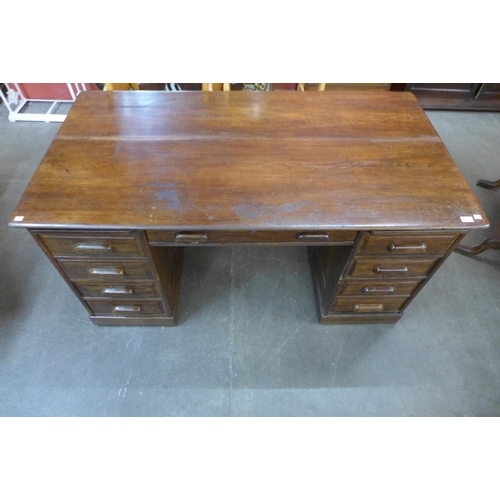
[477,178,500,190]
[455,177,499,256]
[455,238,500,255]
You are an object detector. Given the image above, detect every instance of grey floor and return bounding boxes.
[1,102,499,417]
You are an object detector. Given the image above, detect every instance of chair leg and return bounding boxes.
[458,176,500,256]
[477,178,500,190]
[455,237,500,255]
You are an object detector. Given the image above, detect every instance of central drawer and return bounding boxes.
[146,229,358,245]
[58,260,154,281]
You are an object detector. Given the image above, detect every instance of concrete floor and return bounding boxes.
[1,102,499,416]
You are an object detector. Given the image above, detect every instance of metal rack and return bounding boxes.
[0,83,88,122]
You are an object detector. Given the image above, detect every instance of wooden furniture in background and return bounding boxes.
[297,83,326,91]
[456,177,500,255]
[202,83,230,91]
[302,83,390,91]
[95,83,390,92]
[391,84,500,110]
[103,83,139,90]
[9,91,488,326]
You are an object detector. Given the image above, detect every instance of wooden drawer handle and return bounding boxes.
[362,286,395,294]
[88,267,125,277]
[101,286,133,295]
[353,304,384,313]
[387,243,426,253]
[297,233,330,242]
[373,265,408,275]
[174,232,209,243]
[74,243,113,252]
[112,305,142,313]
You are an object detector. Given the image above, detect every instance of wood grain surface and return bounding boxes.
[9,91,488,231]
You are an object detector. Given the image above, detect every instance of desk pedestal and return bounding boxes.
[309,231,464,324]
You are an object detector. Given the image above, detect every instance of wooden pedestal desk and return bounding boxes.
[9,91,489,325]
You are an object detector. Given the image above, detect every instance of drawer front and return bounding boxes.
[359,232,458,257]
[75,282,159,299]
[339,279,421,297]
[146,229,358,245]
[87,300,165,316]
[332,296,408,313]
[59,260,153,281]
[349,258,437,278]
[39,231,145,258]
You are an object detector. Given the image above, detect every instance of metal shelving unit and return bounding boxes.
[0,83,89,122]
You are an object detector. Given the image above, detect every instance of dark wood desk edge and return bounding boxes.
[8,222,490,231]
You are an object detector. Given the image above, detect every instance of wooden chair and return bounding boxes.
[103,83,139,91]
[202,83,231,91]
[455,177,500,255]
[297,83,326,91]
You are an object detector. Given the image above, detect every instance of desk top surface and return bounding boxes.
[10,91,488,231]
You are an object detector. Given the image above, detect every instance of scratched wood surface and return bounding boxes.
[9,91,488,231]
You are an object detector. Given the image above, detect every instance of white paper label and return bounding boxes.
[473,214,483,220]
[13,216,24,221]
[460,216,474,223]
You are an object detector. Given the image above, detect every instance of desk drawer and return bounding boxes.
[332,296,408,313]
[359,232,457,257]
[75,282,158,299]
[87,299,165,316]
[338,279,420,297]
[348,258,437,278]
[39,231,145,258]
[146,229,357,245]
[59,260,153,281]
